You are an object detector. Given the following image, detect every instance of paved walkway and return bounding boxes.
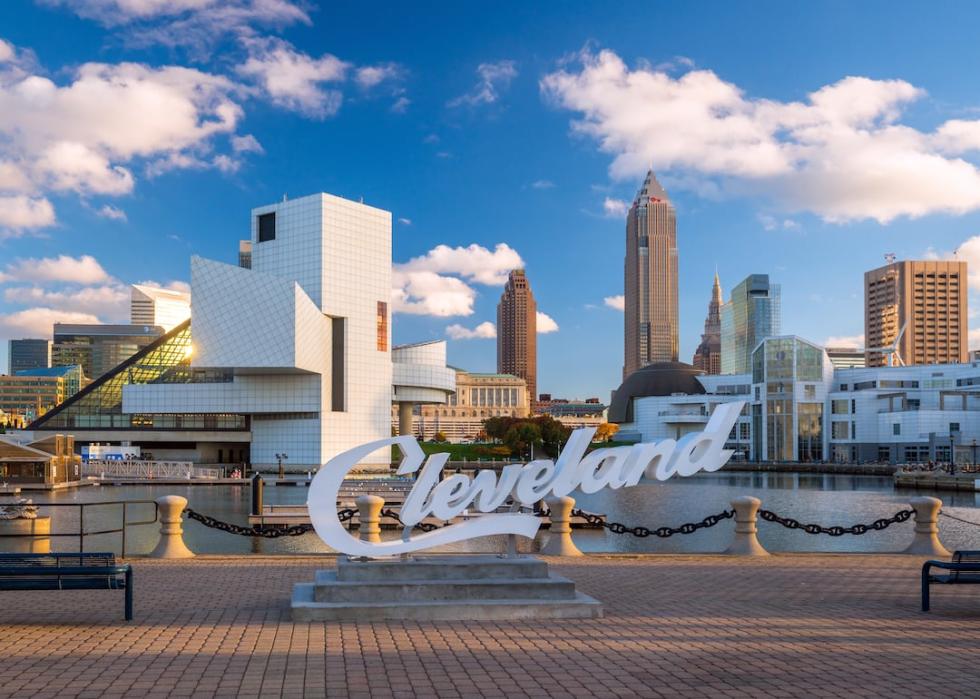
[1,554,978,698]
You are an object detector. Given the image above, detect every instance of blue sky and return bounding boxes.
[3,0,980,400]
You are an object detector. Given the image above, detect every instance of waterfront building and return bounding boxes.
[8,338,51,373]
[52,324,164,380]
[692,272,723,375]
[612,336,980,465]
[535,397,606,430]
[131,284,191,331]
[238,240,252,269]
[826,346,866,370]
[624,170,679,377]
[720,274,781,375]
[16,365,85,399]
[497,269,537,403]
[397,368,529,442]
[0,369,78,422]
[0,434,80,486]
[864,259,967,367]
[29,192,453,471]
[392,340,455,438]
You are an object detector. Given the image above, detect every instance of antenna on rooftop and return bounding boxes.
[884,252,896,265]
[282,193,288,202]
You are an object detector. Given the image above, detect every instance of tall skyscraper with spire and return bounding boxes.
[624,170,679,377]
[497,269,537,403]
[693,272,723,374]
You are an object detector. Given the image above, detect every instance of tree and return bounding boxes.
[595,423,619,442]
[534,415,572,457]
[504,423,542,459]
[433,431,448,443]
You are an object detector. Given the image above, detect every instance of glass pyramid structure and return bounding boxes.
[30,320,246,432]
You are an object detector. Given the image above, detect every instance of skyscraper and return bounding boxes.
[131,284,191,331]
[52,324,164,380]
[8,339,51,373]
[624,170,678,378]
[497,269,537,403]
[864,259,967,367]
[692,272,723,375]
[720,274,781,375]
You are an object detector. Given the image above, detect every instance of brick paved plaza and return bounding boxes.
[1,554,979,698]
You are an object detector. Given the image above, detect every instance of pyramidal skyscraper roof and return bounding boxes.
[632,169,670,207]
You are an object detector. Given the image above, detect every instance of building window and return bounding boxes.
[331,318,345,412]
[831,399,848,415]
[257,212,276,242]
[950,422,960,433]
[803,384,816,400]
[893,423,901,436]
[831,421,849,439]
[376,302,388,352]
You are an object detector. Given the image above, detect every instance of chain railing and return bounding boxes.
[380,507,441,532]
[939,510,980,528]
[571,508,735,538]
[184,507,355,538]
[757,508,913,536]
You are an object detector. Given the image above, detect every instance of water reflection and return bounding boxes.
[25,471,980,556]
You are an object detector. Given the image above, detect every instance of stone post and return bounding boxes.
[356,495,384,543]
[398,402,414,437]
[540,495,583,557]
[903,496,950,557]
[149,495,195,559]
[724,496,769,556]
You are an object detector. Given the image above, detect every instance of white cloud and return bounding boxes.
[449,60,518,108]
[238,38,348,118]
[758,214,801,232]
[391,96,410,113]
[604,294,625,311]
[0,254,110,285]
[953,236,980,291]
[3,285,129,319]
[355,63,401,89]
[970,327,980,350]
[231,134,264,153]
[391,270,475,317]
[824,334,865,348]
[0,50,247,230]
[531,179,555,189]
[137,279,191,294]
[0,307,101,337]
[542,48,980,223]
[602,197,629,218]
[97,204,127,221]
[446,321,496,340]
[44,0,311,54]
[536,311,559,334]
[397,243,524,286]
[0,195,56,232]
[397,217,412,226]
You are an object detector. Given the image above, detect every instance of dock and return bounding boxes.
[894,470,980,492]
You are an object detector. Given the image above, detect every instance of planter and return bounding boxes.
[0,516,51,553]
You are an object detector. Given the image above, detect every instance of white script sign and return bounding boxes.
[308,401,744,556]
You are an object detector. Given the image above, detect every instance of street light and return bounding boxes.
[973,439,978,470]
[949,436,956,476]
[276,452,288,480]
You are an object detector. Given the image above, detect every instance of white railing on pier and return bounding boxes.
[83,460,222,480]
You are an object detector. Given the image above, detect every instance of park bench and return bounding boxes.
[921,550,980,612]
[0,552,133,620]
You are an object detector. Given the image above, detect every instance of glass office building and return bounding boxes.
[8,339,51,373]
[721,274,781,375]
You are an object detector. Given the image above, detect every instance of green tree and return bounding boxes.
[504,423,542,459]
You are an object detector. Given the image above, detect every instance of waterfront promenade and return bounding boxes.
[1,554,978,698]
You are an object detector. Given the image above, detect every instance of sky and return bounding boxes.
[3,1,980,400]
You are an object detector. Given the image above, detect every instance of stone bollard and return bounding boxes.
[903,496,950,557]
[356,495,384,543]
[724,496,769,556]
[149,495,195,559]
[540,495,583,557]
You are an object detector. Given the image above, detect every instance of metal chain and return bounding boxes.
[380,507,441,532]
[185,507,355,538]
[570,507,735,538]
[940,510,980,528]
[758,508,912,536]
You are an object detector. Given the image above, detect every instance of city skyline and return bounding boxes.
[5,2,980,399]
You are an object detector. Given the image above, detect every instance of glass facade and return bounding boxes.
[30,320,247,432]
[721,274,781,375]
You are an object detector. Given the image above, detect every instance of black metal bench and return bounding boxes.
[921,550,980,612]
[0,552,133,620]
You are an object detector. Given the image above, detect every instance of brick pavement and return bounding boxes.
[1,554,979,698]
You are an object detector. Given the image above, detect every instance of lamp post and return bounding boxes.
[973,439,978,470]
[276,452,288,480]
[949,436,955,476]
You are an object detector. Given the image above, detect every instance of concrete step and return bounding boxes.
[313,570,577,603]
[337,555,549,583]
[291,583,603,621]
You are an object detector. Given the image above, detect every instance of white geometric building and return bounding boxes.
[125,193,396,470]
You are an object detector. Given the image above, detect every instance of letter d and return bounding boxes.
[669,401,743,476]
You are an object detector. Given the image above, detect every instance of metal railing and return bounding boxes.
[0,500,158,557]
[83,461,221,479]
